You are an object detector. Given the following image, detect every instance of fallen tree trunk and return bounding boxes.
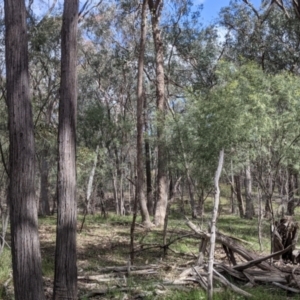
[186,219,275,271]
[185,219,300,295]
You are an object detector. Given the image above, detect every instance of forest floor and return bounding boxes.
[2,196,300,299]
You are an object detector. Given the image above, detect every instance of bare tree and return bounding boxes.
[4,0,45,299]
[53,0,79,299]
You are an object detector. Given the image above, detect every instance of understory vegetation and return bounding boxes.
[1,195,300,299]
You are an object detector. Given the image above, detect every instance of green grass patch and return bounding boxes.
[0,248,12,299]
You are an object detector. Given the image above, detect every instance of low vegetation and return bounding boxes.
[1,196,300,299]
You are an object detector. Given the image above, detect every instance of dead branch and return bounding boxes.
[272,282,300,293]
[213,268,253,298]
[186,218,274,271]
[233,245,292,271]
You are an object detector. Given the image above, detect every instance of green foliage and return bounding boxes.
[0,248,12,299]
[180,61,300,185]
[219,1,300,74]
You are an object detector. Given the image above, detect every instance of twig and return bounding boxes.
[193,266,208,289]
[213,268,253,298]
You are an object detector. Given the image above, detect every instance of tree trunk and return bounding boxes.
[149,0,168,227]
[264,173,273,218]
[39,150,51,216]
[198,187,205,217]
[144,94,154,216]
[4,0,45,299]
[112,170,119,215]
[244,163,254,219]
[207,149,224,300]
[53,1,79,299]
[119,170,125,215]
[136,0,151,226]
[186,173,197,218]
[234,175,245,218]
[287,166,297,216]
[230,160,236,214]
[86,145,99,214]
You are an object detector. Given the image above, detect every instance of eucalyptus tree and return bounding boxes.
[148,0,169,226]
[53,0,79,298]
[220,1,300,74]
[186,61,300,219]
[4,0,45,298]
[136,0,152,226]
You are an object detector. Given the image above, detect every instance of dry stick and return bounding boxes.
[79,206,88,233]
[213,268,253,298]
[193,266,208,289]
[207,149,224,300]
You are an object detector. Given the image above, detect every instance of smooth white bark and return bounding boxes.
[207,149,224,300]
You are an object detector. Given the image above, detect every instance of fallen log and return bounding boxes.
[186,219,274,271]
[272,282,300,293]
[233,245,292,271]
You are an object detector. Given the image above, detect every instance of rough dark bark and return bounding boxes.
[149,0,168,227]
[4,0,45,299]
[137,0,151,226]
[53,1,79,299]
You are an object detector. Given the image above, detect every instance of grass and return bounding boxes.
[0,248,12,299]
[1,195,300,299]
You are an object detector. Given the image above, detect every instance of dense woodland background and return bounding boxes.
[2,0,300,299]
